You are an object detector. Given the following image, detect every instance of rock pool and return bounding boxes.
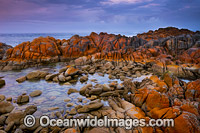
[0,62,152,117]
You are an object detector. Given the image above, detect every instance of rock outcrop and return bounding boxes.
[137,27,195,41]
[0,43,12,60]
[0,27,199,79]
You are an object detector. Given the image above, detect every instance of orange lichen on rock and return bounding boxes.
[4,37,61,61]
[185,79,200,102]
[137,27,195,41]
[0,27,199,78]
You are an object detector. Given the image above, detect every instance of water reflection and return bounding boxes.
[0,62,151,117]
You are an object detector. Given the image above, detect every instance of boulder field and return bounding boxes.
[0,59,199,132]
[0,27,199,79]
[0,27,199,132]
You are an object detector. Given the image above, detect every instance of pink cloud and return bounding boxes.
[101,0,152,5]
[138,3,160,8]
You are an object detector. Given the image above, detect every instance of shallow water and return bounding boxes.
[180,79,191,83]
[0,62,151,117]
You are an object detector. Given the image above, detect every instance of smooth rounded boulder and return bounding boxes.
[0,101,14,114]
[65,67,79,76]
[0,79,5,87]
[29,90,42,97]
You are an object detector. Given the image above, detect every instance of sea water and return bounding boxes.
[0,32,136,47]
[0,33,87,47]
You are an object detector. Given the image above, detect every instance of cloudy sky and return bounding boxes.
[0,0,199,34]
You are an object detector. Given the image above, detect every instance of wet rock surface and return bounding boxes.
[0,79,5,88]
[0,59,199,132]
[29,90,42,97]
[17,95,29,104]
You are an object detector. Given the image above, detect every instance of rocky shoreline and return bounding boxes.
[0,58,199,133]
[0,27,199,79]
[0,27,199,133]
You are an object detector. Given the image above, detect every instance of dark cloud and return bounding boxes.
[0,0,199,33]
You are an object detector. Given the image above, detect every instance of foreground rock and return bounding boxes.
[26,71,48,80]
[0,66,200,132]
[0,101,14,114]
[77,100,103,113]
[79,75,88,82]
[0,105,37,132]
[67,88,78,95]
[185,79,200,102]
[16,76,26,83]
[152,63,200,79]
[0,95,5,101]
[0,79,5,87]
[65,67,79,76]
[17,95,29,104]
[0,42,12,60]
[29,90,42,97]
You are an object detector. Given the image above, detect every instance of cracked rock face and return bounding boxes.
[0,27,199,133]
[0,27,199,80]
[0,43,12,60]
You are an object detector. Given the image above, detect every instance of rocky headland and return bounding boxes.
[0,27,199,133]
[0,27,199,79]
